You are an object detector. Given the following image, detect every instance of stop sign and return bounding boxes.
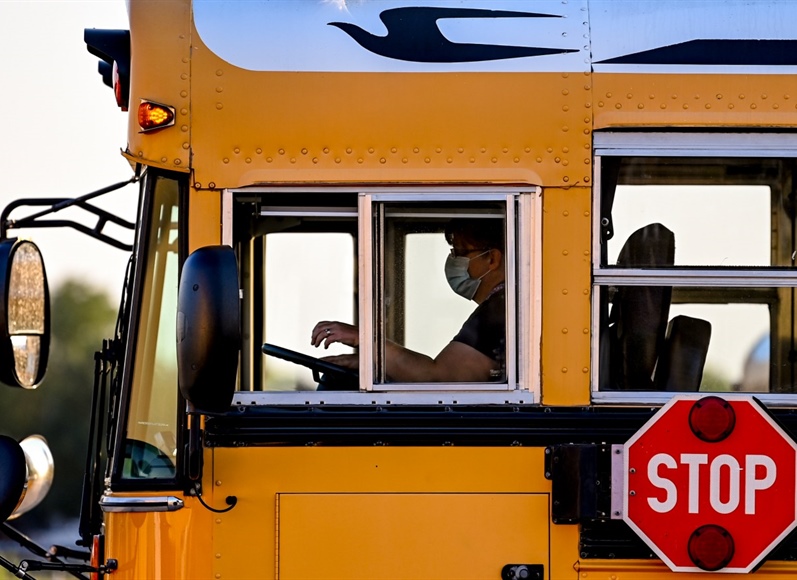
[623,395,797,573]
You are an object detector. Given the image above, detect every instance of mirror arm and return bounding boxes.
[0,554,37,580]
[0,523,90,580]
[0,176,138,250]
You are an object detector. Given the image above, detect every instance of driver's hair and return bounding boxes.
[444,218,504,252]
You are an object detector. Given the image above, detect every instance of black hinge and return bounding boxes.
[501,564,544,580]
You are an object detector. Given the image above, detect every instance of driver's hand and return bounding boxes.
[311,321,359,349]
[321,354,359,370]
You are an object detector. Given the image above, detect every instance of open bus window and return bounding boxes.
[595,156,797,394]
[236,191,533,396]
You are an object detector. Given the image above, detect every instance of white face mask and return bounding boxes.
[444,250,490,300]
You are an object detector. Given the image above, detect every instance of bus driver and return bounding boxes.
[311,219,506,383]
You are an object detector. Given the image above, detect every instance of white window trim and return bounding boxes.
[224,186,541,406]
[592,138,797,405]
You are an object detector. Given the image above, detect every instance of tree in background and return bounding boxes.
[1,280,117,534]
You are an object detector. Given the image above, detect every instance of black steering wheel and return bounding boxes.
[262,343,359,391]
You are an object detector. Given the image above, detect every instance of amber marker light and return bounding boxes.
[138,100,176,132]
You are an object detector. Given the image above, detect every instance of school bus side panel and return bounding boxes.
[208,447,579,580]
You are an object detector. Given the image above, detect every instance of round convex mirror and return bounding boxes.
[0,239,50,388]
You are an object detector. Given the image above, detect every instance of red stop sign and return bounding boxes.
[623,395,797,573]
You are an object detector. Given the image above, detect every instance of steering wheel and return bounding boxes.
[262,343,359,391]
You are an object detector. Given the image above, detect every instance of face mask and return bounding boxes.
[444,251,490,300]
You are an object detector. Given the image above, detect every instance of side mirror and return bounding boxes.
[177,246,240,413]
[0,239,50,388]
[0,434,54,522]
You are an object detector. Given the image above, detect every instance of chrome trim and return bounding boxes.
[592,391,797,406]
[594,132,797,158]
[100,495,184,513]
[222,189,233,247]
[594,268,797,287]
[610,444,624,520]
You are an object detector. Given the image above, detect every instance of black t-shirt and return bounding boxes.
[452,288,505,379]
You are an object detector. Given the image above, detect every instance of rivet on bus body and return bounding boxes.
[161,156,168,163]
[182,142,190,149]
[671,94,678,99]
[583,367,589,373]
[216,86,223,93]
[513,158,519,163]
[216,554,221,559]
[223,158,229,164]
[312,158,318,164]
[174,159,181,165]
[209,182,216,189]
[583,129,590,135]
[536,157,542,163]
[762,94,768,99]
[215,518,222,524]
[335,158,341,164]
[458,147,465,153]
[562,126,569,132]
[279,149,285,155]
[626,93,633,99]
[194,183,202,189]
[563,176,570,182]
[583,84,591,90]
[585,102,592,108]
[729,104,735,109]
[215,103,223,110]
[216,480,222,486]
[267,157,273,163]
[414,147,420,153]
[562,250,569,256]
[597,101,604,107]
[751,103,757,110]
[246,158,252,163]
[180,108,188,115]
[491,158,497,163]
[291,158,297,164]
[774,104,780,110]
[683,104,689,109]
[583,328,589,334]
[716,94,723,100]
[584,158,590,165]
[563,105,570,112]
[181,125,188,132]
[216,69,224,76]
[785,94,791,100]
[562,73,569,78]
[584,211,590,217]
[615,103,622,109]
[346,148,353,154]
[180,73,187,80]
[584,176,590,182]
[605,92,612,98]
[436,147,443,153]
[562,367,568,373]
[502,148,508,154]
[301,148,308,155]
[547,147,553,153]
[381,158,387,164]
[369,147,375,154]
[469,158,476,163]
[403,158,408,164]
[562,289,569,295]
[359,158,364,164]
[562,89,570,96]
[649,94,655,100]
[181,57,188,64]
[563,146,569,153]
[256,148,263,154]
[563,160,569,166]
[215,574,221,579]
[739,94,745,99]
[392,147,398,153]
[449,158,455,164]
[481,147,487,153]
[181,91,188,98]
[555,157,561,163]
[234,148,240,154]
[583,288,589,294]
[637,104,644,109]
[425,158,431,163]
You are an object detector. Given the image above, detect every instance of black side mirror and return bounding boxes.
[0,435,25,522]
[177,246,240,413]
[0,239,50,388]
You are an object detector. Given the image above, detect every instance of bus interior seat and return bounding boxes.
[605,223,712,391]
[654,315,712,391]
[606,223,674,390]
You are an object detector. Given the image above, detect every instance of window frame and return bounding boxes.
[225,186,541,406]
[591,132,797,406]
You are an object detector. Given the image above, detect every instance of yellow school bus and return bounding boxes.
[4,0,797,578]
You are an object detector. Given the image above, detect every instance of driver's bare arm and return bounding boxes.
[311,321,358,349]
[384,340,496,383]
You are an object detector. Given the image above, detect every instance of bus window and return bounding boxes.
[123,173,180,480]
[236,190,533,397]
[594,156,797,394]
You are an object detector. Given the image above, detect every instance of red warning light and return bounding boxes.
[688,396,736,442]
[688,524,735,571]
